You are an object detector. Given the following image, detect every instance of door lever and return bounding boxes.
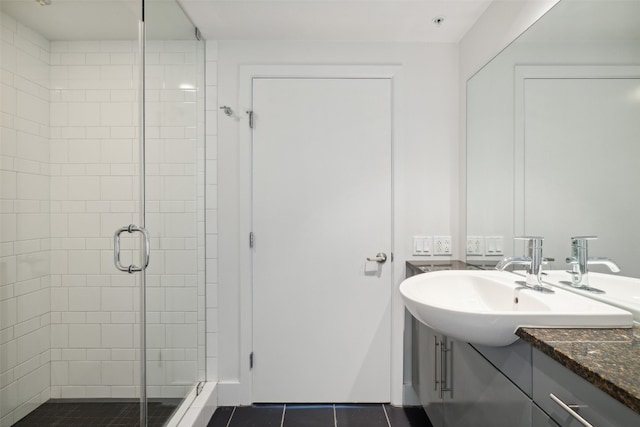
[367,253,387,263]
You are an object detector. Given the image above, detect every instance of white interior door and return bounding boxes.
[252,77,392,402]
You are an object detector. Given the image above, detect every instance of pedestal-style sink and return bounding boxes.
[400,270,633,346]
[541,270,640,321]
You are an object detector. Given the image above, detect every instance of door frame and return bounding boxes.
[237,65,400,404]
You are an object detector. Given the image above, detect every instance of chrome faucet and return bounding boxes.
[564,236,620,293]
[496,236,553,293]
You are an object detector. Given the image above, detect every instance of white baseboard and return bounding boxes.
[217,381,247,406]
[216,381,418,407]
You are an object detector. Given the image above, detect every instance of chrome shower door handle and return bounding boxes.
[114,224,150,273]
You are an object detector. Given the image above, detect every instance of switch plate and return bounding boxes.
[433,236,452,256]
[485,236,504,256]
[413,236,433,256]
[466,236,485,256]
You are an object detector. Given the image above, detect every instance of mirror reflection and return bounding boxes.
[466,0,640,281]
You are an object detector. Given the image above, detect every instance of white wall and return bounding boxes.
[211,40,459,405]
[1,13,51,426]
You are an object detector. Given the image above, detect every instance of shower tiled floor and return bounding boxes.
[207,404,433,427]
[12,400,180,427]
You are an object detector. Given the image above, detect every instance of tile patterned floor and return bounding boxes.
[11,400,179,427]
[207,404,433,427]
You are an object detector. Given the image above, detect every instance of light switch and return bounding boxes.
[413,236,432,256]
[485,236,504,256]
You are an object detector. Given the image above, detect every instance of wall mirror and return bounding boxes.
[466,0,640,280]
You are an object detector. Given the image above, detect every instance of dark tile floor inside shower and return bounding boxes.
[12,399,180,427]
[207,404,433,427]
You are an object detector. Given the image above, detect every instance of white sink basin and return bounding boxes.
[541,270,640,321]
[400,270,633,347]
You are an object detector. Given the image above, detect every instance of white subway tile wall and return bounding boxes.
[1,12,207,425]
[1,12,52,427]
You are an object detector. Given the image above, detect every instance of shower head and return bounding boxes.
[36,0,52,6]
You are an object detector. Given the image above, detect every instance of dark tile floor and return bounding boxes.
[12,400,179,427]
[207,404,433,427]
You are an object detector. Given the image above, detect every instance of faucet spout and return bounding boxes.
[495,256,530,271]
[587,257,620,273]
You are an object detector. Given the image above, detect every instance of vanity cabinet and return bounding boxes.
[532,403,560,427]
[406,263,640,427]
[412,319,640,427]
[414,318,444,427]
[532,348,639,427]
[414,320,531,427]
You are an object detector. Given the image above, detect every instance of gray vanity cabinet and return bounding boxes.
[414,320,531,427]
[446,337,532,427]
[415,318,444,427]
[532,349,639,427]
[532,404,560,427]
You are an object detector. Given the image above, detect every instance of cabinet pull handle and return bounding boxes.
[549,393,594,427]
[440,339,453,398]
[434,336,440,391]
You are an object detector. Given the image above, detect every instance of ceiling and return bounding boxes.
[1,0,493,43]
[178,0,493,43]
[0,0,194,40]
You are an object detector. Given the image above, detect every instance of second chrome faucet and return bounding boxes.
[563,236,620,293]
[496,236,554,293]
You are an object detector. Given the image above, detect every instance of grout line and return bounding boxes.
[224,406,236,427]
[333,404,337,427]
[382,403,392,427]
[280,404,286,427]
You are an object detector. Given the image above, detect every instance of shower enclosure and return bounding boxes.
[0,0,206,425]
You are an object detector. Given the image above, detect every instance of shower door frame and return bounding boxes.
[136,2,207,424]
[138,14,149,425]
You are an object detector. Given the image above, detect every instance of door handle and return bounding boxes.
[367,253,387,263]
[114,224,150,273]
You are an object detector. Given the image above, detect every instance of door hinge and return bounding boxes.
[250,352,254,369]
[249,232,254,248]
[246,110,254,129]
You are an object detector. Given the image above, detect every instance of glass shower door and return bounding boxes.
[140,0,205,424]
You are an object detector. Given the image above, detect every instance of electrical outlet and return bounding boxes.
[433,236,452,256]
[412,236,433,256]
[485,236,504,256]
[466,236,485,255]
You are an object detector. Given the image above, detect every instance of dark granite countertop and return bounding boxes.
[517,327,640,415]
[405,260,482,276]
